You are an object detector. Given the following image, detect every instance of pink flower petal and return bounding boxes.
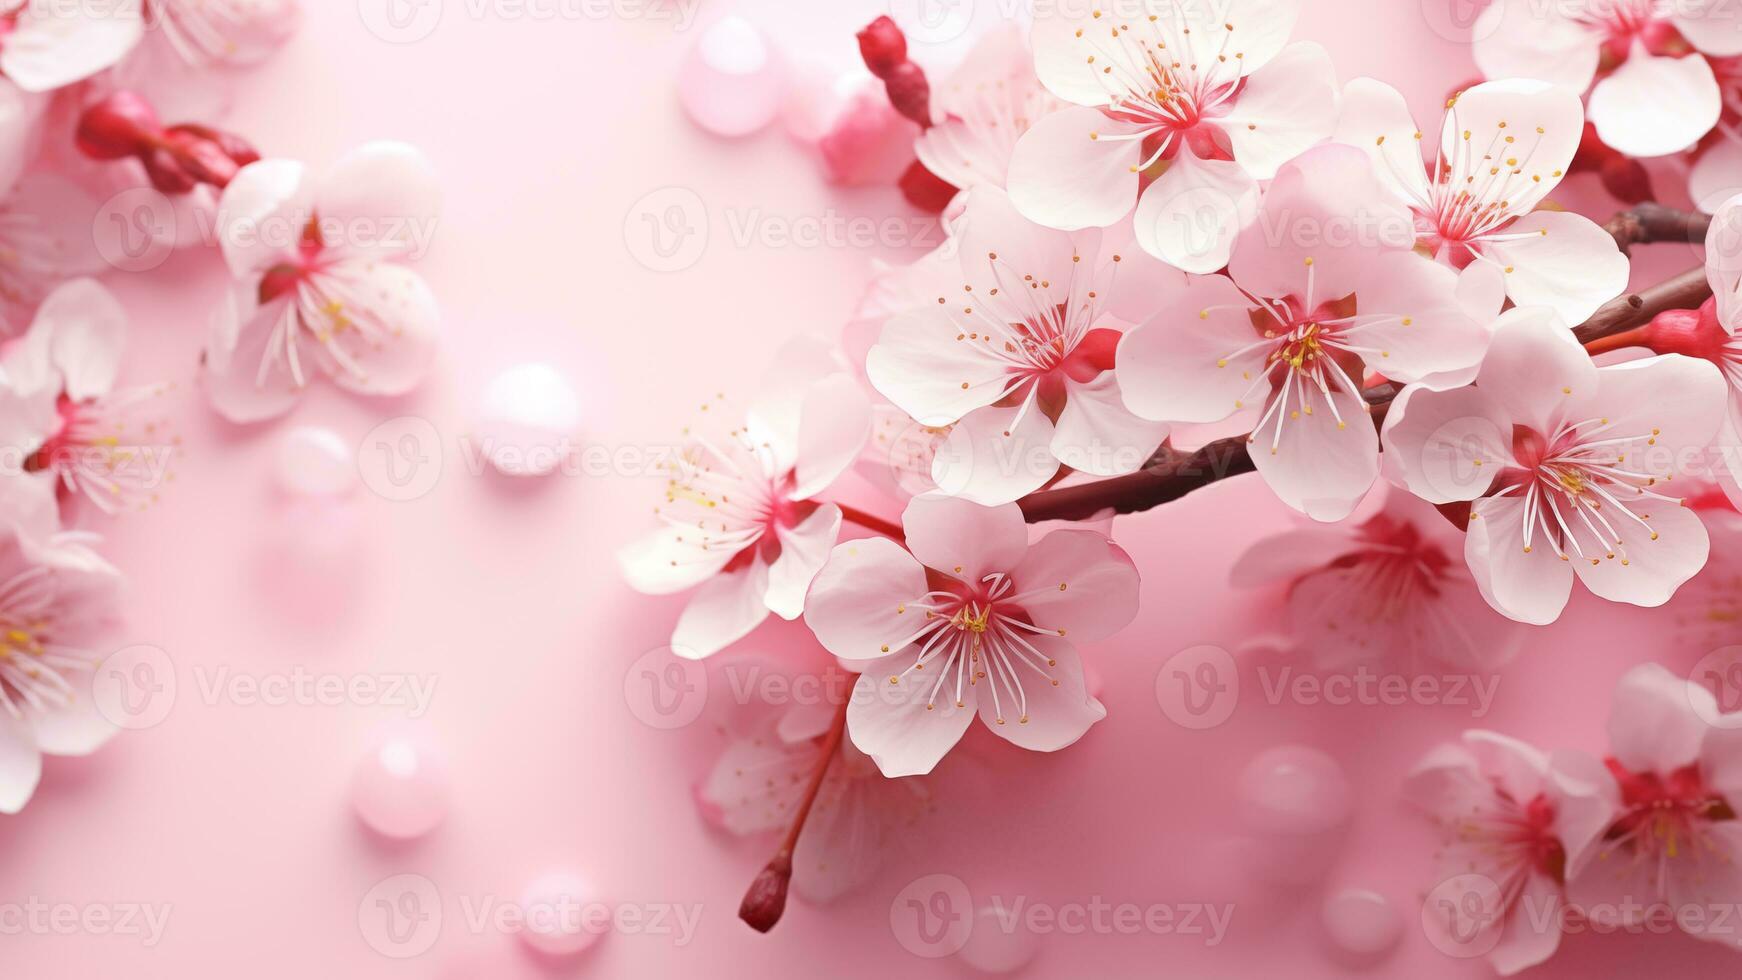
[1134,146,1260,274]
[1010,529,1139,643]
[1007,106,1142,231]
[764,504,842,621]
[1464,494,1575,625]
[1477,211,1630,327]
[671,558,771,659]
[804,536,930,663]
[1220,42,1340,181]
[902,493,1029,583]
[1589,46,1721,158]
[974,634,1104,751]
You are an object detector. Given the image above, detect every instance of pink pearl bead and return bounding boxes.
[351,735,449,840]
[276,426,355,496]
[678,16,783,137]
[957,904,1040,973]
[1322,889,1402,959]
[518,871,607,958]
[1237,745,1352,836]
[475,363,580,477]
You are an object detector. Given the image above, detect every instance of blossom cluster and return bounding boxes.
[620,0,1742,949]
[0,2,444,813]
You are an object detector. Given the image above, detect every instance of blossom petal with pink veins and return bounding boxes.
[956,185,1088,289]
[0,2,143,93]
[1250,386,1378,522]
[1011,530,1139,642]
[1691,141,1742,215]
[1455,262,1508,324]
[1575,354,1727,482]
[804,536,930,663]
[1099,219,1185,324]
[1490,871,1563,976]
[976,634,1104,750]
[1229,526,1361,587]
[866,310,1015,426]
[1220,42,1339,181]
[1117,274,1263,424]
[1547,749,1621,873]
[903,493,1029,584]
[1675,0,1742,57]
[1133,147,1260,275]
[1347,252,1488,385]
[0,85,44,194]
[1588,46,1721,158]
[1476,211,1629,326]
[747,337,843,472]
[847,653,976,777]
[1444,80,1584,192]
[1471,0,1600,92]
[201,289,304,423]
[1474,307,1593,436]
[1706,194,1742,327]
[317,262,439,397]
[1465,494,1574,625]
[1006,107,1142,231]
[1228,143,1410,301]
[931,402,1058,505]
[0,710,40,815]
[764,505,842,621]
[1050,372,1167,477]
[793,376,872,500]
[1571,502,1709,609]
[31,683,118,757]
[1331,77,1431,206]
[1670,821,1742,948]
[30,278,126,402]
[314,142,442,262]
[617,524,738,595]
[671,558,771,659]
[215,159,311,278]
[1608,663,1709,774]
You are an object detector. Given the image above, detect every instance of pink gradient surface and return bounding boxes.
[2,2,1732,977]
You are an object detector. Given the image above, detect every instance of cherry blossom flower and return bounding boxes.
[1231,486,1523,671]
[1473,0,1730,158]
[0,278,175,515]
[698,700,930,902]
[1008,0,1338,272]
[1118,144,1491,522]
[618,340,872,659]
[200,142,442,422]
[1333,77,1629,326]
[1383,307,1728,624]
[865,186,1170,504]
[1567,663,1742,947]
[1408,731,1615,975]
[913,25,1059,204]
[0,472,123,814]
[1659,194,1742,508]
[139,0,300,70]
[0,0,142,95]
[803,494,1137,776]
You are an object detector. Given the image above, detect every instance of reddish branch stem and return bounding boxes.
[1019,208,1717,525]
[738,698,851,932]
[837,503,905,541]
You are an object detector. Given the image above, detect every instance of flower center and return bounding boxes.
[878,570,1072,726]
[1499,415,1678,565]
[1600,759,1736,865]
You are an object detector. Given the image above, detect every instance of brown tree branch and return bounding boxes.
[1019,208,1716,525]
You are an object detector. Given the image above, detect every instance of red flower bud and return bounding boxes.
[76,90,161,160]
[737,855,793,933]
[1643,298,1727,361]
[881,61,932,129]
[1598,155,1655,205]
[856,16,907,77]
[140,148,198,195]
[899,159,958,213]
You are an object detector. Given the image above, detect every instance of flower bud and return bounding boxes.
[76,90,161,160]
[881,61,932,129]
[737,855,793,933]
[1642,299,1727,362]
[856,16,907,77]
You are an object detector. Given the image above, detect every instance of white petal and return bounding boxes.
[1133,147,1259,274]
[1220,42,1339,180]
[671,559,772,659]
[1588,46,1721,158]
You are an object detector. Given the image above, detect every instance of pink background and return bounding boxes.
[2,1,1733,976]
